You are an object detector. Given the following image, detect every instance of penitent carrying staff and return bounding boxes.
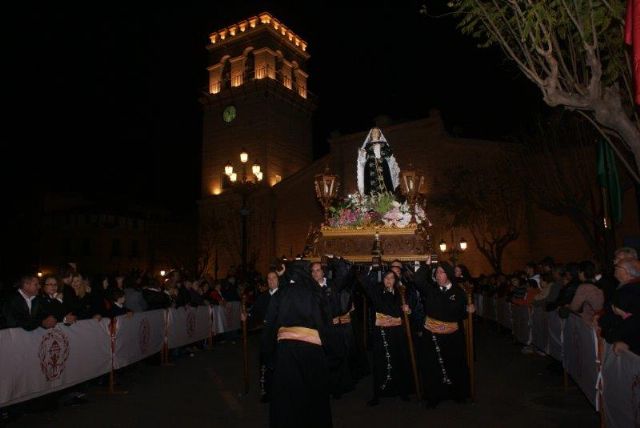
[413,261,475,409]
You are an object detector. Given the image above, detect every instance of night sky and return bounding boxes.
[7,1,543,211]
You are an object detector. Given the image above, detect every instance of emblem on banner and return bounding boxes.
[139,318,151,354]
[38,328,70,381]
[186,310,196,338]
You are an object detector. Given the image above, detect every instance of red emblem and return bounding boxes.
[186,310,196,338]
[38,328,70,381]
[138,318,151,355]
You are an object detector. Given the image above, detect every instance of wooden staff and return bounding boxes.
[241,294,249,394]
[362,293,368,350]
[399,284,422,401]
[463,285,475,401]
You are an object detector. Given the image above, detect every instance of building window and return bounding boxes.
[111,239,121,258]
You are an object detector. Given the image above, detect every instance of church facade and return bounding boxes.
[199,13,639,277]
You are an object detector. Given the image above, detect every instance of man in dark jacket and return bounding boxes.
[3,275,57,330]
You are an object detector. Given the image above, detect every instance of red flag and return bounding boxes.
[626,0,640,104]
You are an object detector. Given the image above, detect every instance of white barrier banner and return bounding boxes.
[511,305,531,345]
[531,307,549,353]
[113,310,165,369]
[601,344,640,428]
[547,310,564,361]
[212,301,242,334]
[497,299,512,330]
[0,319,111,406]
[167,306,211,349]
[562,315,598,408]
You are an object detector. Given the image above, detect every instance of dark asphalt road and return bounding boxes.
[5,321,599,428]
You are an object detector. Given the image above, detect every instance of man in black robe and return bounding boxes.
[311,257,355,399]
[264,260,333,428]
[255,271,279,403]
[413,261,475,408]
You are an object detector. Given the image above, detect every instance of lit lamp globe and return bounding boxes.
[314,166,340,222]
[439,240,447,253]
[459,238,468,251]
[400,165,425,224]
[224,161,233,176]
[240,149,248,163]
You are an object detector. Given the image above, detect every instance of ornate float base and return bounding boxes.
[304,225,433,263]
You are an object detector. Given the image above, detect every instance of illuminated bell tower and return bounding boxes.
[200,12,315,196]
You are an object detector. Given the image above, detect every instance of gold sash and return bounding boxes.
[332,312,352,325]
[424,316,459,334]
[375,312,402,327]
[277,326,322,346]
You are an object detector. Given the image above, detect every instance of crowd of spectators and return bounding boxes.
[0,264,269,332]
[463,247,640,356]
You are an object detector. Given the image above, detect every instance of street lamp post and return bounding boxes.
[223,148,263,275]
[438,231,467,265]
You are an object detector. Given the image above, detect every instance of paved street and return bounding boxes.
[5,321,599,428]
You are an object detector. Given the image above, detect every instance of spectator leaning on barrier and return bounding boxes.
[598,259,640,355]
[142,277,172,310]
[39,275,77,325]
[124,276,148,312]
[609,284,640,355]
[2,275,56,330]
[104,289,131,318]
[568,261,604,323]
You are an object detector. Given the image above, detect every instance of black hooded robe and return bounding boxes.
[264,263,333,428]
[362,271,411,400]
[414,266,470,404]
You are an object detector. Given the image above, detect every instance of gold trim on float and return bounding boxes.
[319,227,419,237]
[304,254,430,263]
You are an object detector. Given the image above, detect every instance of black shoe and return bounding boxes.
[366,397,379,407]
[400,394,410,402]
[260,395,270,404]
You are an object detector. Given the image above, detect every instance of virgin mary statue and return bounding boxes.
[357,127,400,196]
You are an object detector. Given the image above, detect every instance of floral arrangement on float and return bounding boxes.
[325,192,427,229]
